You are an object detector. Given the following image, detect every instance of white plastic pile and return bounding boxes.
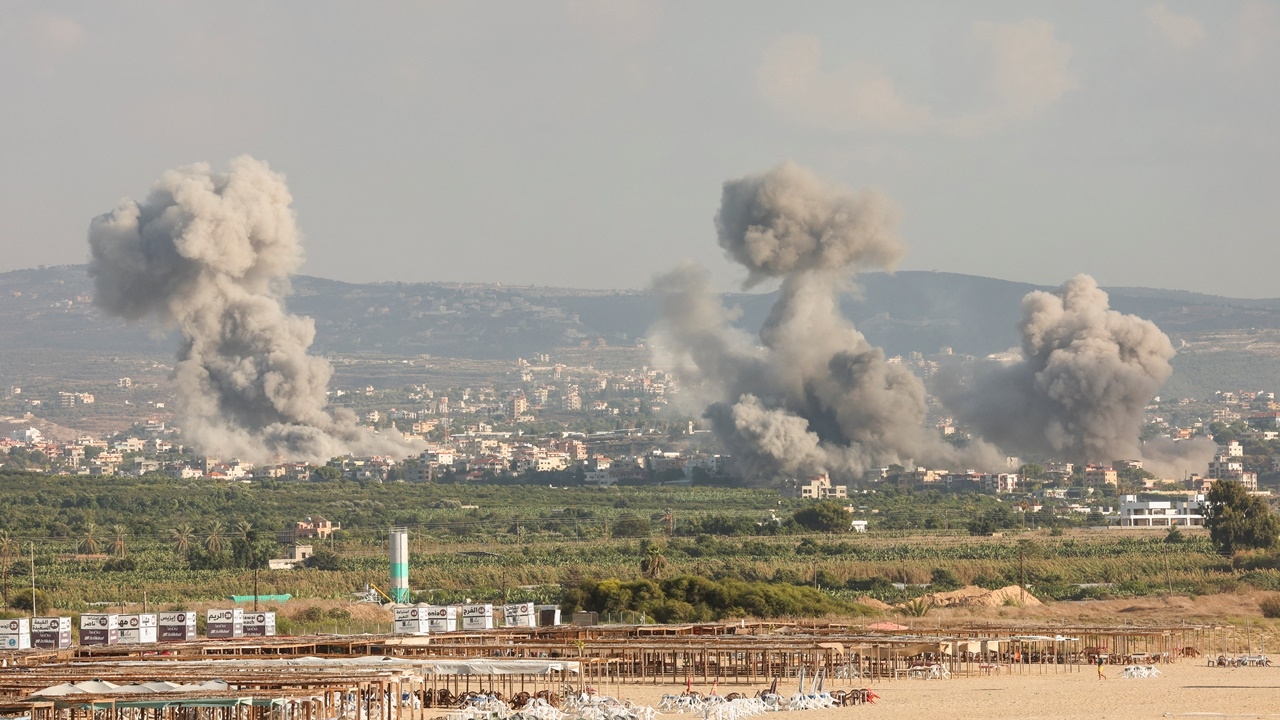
[445,695,655,720]
[1121,665,1162,679]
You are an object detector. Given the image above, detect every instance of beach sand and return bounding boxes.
[593,663,1280,720]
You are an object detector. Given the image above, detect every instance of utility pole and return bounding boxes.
[1163,540,1173,594]
[29,542,35,618]
[253,568,260,612]
[1019,544,1026,603]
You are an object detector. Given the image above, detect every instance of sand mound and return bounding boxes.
[979,586,1043,607]
[854,596,894,611]
[907,584,1043,609]
[918,585,991,607]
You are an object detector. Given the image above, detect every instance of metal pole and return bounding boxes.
[30,542,35,618]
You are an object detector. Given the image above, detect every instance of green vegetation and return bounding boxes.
[792,501,852,533]
[1204,480,1280,554]
[3,470,1280,615]
[560,576,860,622]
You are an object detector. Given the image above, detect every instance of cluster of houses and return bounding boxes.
[4,378,1278,536]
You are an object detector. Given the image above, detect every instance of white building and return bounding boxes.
[1119,495,1204,527]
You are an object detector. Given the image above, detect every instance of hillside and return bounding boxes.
[2,265,1278,398]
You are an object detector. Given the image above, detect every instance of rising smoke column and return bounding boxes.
[88,156,418,463]
[939,275,1213,477]
[652,161,1003,481]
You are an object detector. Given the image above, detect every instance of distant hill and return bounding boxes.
[2,265,1278,398]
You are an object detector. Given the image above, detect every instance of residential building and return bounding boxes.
[1119,495,1205,527]
[1248,412,1280,430]
[1084,465,1118,487]
[278,517,340,543]
[983,473,1019,494]
[783,473,848,499]
[507,392,528,418]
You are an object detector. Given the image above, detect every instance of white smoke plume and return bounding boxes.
[939,275,1214,477]
[88,156,420,464]
[652,161,1003,482]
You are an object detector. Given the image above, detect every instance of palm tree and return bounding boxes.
[169,525,195,555]
[205,521,226,553]
[79,522,100,554]
[109,524,129,558]
[234,520,260,569]
[640,544,667,579]
[0,530,18,607]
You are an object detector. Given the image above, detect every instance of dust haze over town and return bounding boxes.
[6,3,1280,675]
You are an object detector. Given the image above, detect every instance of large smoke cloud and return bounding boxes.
[88,156,418,464]
[939,275,1213,477]
[652,161,1003,481]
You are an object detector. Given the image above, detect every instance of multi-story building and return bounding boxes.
[1119,495,1205,527]
[982,473,1019,494]
[1084,465,1118,487]
[507,393,528,418]
[278,517,340,543]
[783,473,848,499]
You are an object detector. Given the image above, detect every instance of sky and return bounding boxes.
[1,1,1277,296]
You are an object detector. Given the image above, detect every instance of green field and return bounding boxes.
[1,472,1277,618]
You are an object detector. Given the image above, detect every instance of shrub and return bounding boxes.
[10,588,51,614]
[1261,595,1280,619]
[565,574,856,621]
[899,598,932,617]
[1240,570,1280,591]
[304,548,343,571]
[298,606,325,623]
[102,557,137,572]
[929,568,961,592]
[793,502,852,533]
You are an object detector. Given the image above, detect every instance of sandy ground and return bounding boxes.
[596,663,1280,720]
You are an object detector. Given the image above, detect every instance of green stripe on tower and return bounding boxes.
[391,561,408,579]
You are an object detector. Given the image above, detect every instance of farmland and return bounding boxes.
[2,471,1279,617]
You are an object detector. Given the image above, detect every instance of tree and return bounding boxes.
[1204,480,1280,554]
[929,568,962,591]
[0,531,17,607]
[612,514,651,538]
[170,524,195,555]
[205,521,226,553]
[231,523,275,570]
[1020,463,1045,480]
[109,524,129,558]
[10,588,50,614]
[640,543,668,579]
[312,465,342,481]
[793,501,852,533]
[79,522,100,554]
[304,547,342,571]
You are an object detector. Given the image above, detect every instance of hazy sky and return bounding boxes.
[2,2,1277,296]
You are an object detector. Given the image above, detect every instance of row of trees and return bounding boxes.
[559,575,857,623]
